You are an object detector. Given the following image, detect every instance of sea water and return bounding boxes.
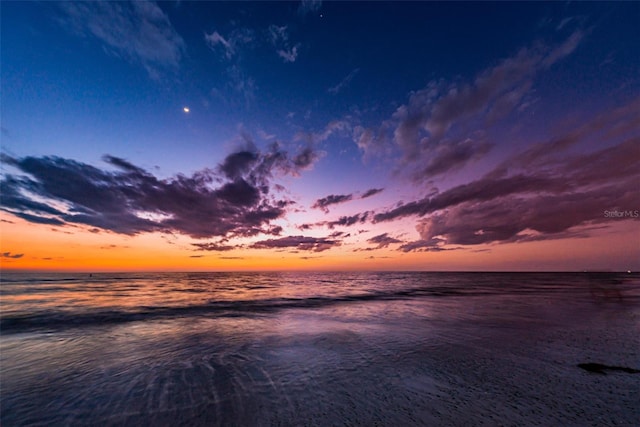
[1,272,638,425]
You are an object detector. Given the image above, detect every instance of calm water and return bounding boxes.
[1,272,639,426]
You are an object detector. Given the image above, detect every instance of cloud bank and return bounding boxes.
[1,144,322,239]
[375,100,640,250]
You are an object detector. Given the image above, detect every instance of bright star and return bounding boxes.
[183,107,190,113]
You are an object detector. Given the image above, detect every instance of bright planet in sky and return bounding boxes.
[183,107,190,113]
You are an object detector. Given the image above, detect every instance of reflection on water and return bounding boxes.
[586,272,626,303]
[1,272,639,425]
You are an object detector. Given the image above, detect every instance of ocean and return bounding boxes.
[1,272,638,426]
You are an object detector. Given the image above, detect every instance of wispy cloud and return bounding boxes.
[205,27,256,107]
[204,31,234,59]
[268,25,288,44]
[295,120,351,144]
[268,24,301,63]
[298,0,322,16]
[0,143,322,239]
[328,68,360,94]
[205,28,254,60]
[356,31,586,178]
[278,44,300,63]
[59,1,185,78]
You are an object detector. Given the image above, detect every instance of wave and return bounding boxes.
[2,272,637,334]
[0,286,500,333]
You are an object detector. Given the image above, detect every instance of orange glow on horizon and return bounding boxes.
[1,212,638,273]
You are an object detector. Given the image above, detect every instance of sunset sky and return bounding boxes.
[1,1,638,271]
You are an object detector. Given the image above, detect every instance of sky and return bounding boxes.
[1,1,639,272]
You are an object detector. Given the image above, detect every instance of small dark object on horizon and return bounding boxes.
[578,363,640,375]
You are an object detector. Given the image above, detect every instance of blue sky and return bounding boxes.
[1,1,639,271]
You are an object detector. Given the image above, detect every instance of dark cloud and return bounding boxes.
[189,255,205,258]
[192,242,237,252]
[292,146,322,170]
[312,193,353,212]
[11,211,66,226]
[376,100,640,249]
[251,235,340,252]
[216,179,260,207]
[326,212,370,229]
[374,174,560,222]
[367,233,402,249]
[398,239,450,253]
[2,252,24,259]
[219,151,258,180]
[0,145,319,239]
[329,231,349,238]
[361,188,384,199]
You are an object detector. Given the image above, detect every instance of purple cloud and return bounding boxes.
[0,144,320,239]
[361,188,384,199]
[374,174,561,223]
[397,239,452,253]
[326,212,370,229]
[251,235,340,252]
[312,193,353,212]
[374,99,640,249]
[367,233,402,249]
